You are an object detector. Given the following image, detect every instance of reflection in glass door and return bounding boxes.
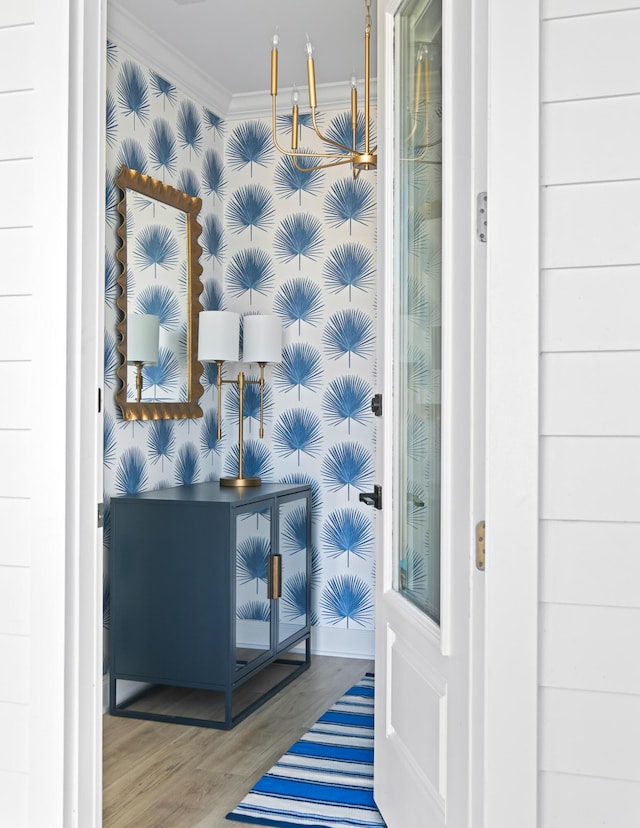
[394,0,442,623]
[278,496,310,647]
[235,504,273,671]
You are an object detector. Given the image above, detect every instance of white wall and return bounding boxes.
[540,2,640,823]
[0,0,104,824]
[0,4,36,825]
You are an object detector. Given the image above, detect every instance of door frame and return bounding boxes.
[61,0,107,825]
[484,2,539,826]
[67,1,539,826]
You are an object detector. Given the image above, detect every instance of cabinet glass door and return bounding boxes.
[235,503,273,671]
[277,496,309,647]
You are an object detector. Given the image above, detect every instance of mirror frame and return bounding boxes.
[114,165,204,420]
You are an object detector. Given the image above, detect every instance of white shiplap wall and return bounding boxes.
[0,4,34,826]
[540,3,640,824]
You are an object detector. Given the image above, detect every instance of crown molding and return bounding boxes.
[107,2,377,120]
[108,0,232,116]
[228,79,378,120]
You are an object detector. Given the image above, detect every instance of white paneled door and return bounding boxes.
[373,0,485,824]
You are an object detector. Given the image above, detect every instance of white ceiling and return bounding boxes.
[109,0,378,104]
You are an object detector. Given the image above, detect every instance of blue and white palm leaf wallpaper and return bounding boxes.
[324,176,376,234]
[146,419,176,471]
[114,447,149,495]
[203,108,226,138]
[105,43,378,668]
[274,150,324,204]
[273,343,323,399]
[273,212,324,269]
[323,242,375,299]
[224,439,274,481]
[226,248,275,303]
[321,574,374,628]
[148,118,177,179]
[104,332,119,388]
[227,183,275,239]
[321,509,374,565]
[201,213,226,264]
[150,71,177,110]
[227,120,274,175]
[321,442,374,500]
[201,277,225,312]
[273,408,323,463]
[322,375,372,433]
[106,90,118,147]
[117,137,148,175]
[106,172,119,228]
[174,442,201,485]
[177,167,200,200]
[273,277,323,333]
[177,100,203,159]
[105,250,119,305]
[322,308,375,366]
[199,407,222,464]
[202,148,226,202]
[117,61,150,129]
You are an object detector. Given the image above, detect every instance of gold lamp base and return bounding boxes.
[220,476,262,488]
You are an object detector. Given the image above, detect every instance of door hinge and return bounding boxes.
[97,502,104,529]
[98,387,102,413]
[359,484,382,510]
[476,192,487,243]
[475,520,485,571]
[371,393,383,417]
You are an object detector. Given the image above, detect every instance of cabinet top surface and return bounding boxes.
[111,481,310,506]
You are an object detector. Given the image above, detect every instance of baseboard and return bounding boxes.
[310,626,375,659]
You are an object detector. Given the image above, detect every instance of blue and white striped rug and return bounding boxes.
[226,673,386,827]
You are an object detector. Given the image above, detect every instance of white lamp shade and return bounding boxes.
[127,314,159,364]
[243,314,283,364]
[198,311,240,362]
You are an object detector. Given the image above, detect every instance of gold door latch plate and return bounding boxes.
[476,521,486,571]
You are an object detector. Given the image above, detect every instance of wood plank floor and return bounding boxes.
[103,656,374,828]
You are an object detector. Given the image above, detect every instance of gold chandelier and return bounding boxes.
[270,0,377,177]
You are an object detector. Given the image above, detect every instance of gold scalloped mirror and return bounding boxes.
[115,166,204,420]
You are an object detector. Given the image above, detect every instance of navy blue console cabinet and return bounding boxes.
[109,481,311,729]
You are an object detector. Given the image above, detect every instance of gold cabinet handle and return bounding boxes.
[268,554,282,600]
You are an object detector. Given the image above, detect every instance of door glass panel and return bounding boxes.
[235,504,272,670]
[278,496,309,646]
[394,0,442,623]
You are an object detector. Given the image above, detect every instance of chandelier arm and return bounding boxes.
[310,108,353,154]
[292,155,357,173]
[271,98,349,159]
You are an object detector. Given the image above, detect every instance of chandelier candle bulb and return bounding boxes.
[306,38,317,110]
